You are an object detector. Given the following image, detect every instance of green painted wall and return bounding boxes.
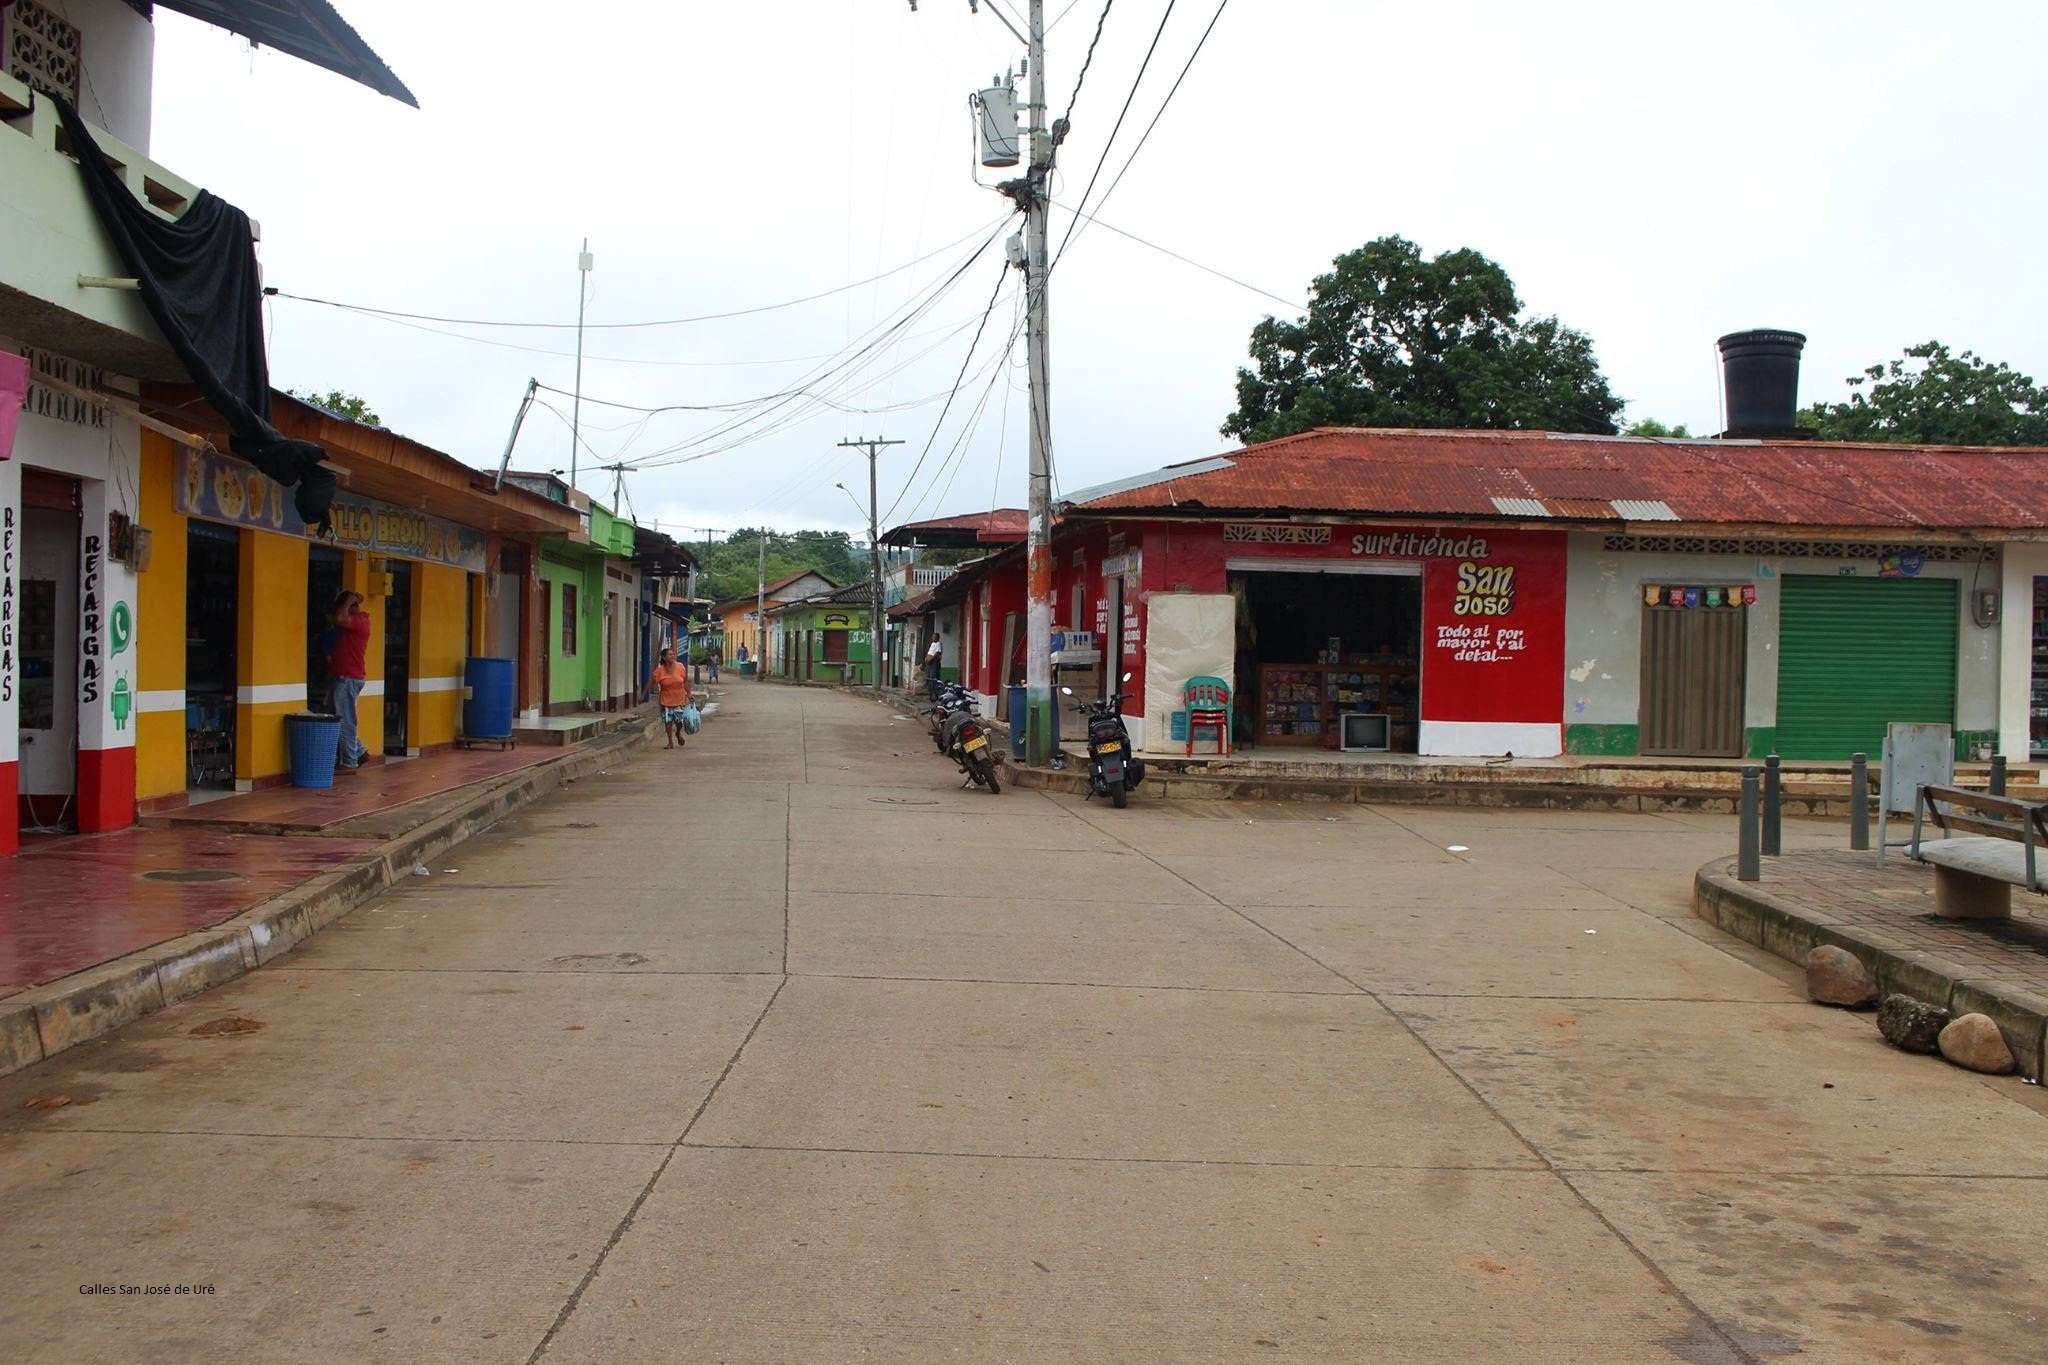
[770,603,875,686]
[540,548,605,708]
[1564,723,1639,756]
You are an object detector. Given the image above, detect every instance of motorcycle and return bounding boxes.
[932,686,1002,794]
[1063,673,1145,808]
[923,681,969,754]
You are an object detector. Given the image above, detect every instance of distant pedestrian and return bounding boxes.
[708,645,722,682]
[924,635,943,695]
[327,590,373,771]
[646,645,693,750]
[737,641,750,666]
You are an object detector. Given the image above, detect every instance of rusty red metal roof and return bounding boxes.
[881,509,1028,547]
[1064,428,2048,533]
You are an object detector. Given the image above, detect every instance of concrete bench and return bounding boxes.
[1909,785,2048,919]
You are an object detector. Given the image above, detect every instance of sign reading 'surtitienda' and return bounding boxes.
[176,449,488,574]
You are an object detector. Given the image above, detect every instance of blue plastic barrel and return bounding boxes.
[462,656,516,740]
[285,712,341,788]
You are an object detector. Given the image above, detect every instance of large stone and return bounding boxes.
[1877,994,1949,1054]
[1938,1013,2017,1075]
[1804,945,1877,1007]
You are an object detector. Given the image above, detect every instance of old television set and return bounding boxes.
[1340,711,1391,752]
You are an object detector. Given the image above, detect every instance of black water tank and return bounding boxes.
[1717,329,1807,438]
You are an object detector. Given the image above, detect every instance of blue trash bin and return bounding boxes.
[463,656,516,741]
[285,711,342,789]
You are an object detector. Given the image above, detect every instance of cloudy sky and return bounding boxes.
[148,0,2048,541]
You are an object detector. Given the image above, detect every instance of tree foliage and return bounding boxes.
[288,388,382,427]
[1626,418,1692,439]
[691,527,864,604]
[1799,341,2048,446]
[1222,236,1623,444]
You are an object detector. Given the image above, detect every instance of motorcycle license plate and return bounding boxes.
[1096,742,1123,755]
[963,735,989,753]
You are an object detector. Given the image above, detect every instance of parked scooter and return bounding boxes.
[929,685,1001,794]
[1063,673,1145,808]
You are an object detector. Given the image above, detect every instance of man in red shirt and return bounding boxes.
[327,590,373,771]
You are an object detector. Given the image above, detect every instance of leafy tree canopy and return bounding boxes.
[289,388,382,427]
[1222,236,1623,444]
[1799,341,2048,446]
[690,527,864,605]
[1626,418,1692,438]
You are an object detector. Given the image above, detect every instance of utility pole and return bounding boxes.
[570,238,592,491]
[839,437,903,696]
[755,527,769,676]
[1020,0,1054,765]
[910,0,1053,758]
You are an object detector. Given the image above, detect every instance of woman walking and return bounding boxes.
[646,645,694,750]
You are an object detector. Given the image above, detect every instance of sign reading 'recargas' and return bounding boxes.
[176,449,488,574]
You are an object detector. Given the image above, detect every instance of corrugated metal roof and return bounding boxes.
[881,509,1027,546]
[1068,428,2048,532]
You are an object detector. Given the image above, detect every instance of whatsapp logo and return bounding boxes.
[111,600,133,655]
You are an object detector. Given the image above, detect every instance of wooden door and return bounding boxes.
[1640,602,1746,757]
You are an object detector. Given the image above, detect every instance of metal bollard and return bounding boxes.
[1849,752,1869,851]
[1738,765,1762,881]
[1991,754,2008,797]
[1762,753,1783,857]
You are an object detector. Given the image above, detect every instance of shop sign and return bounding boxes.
[1,507,13,706]
[80,531,102,705]
[176,449,488,573]
[1225,523,1331,545]
[1351,531,1491,560]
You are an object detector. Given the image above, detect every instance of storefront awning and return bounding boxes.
[152,0,418,107]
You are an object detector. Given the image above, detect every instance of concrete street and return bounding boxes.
[2,683,2044,1362]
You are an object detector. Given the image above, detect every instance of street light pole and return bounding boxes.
[839,437,903,696]
[570,239,592,491]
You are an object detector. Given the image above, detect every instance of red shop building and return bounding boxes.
[950,430,1570,758]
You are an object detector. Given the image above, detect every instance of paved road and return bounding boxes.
[2,683,2043,1361]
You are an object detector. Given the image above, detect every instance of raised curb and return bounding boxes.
[1694,855,2048,1083]
[0,713,664,1081]
[1002,761,1889,815]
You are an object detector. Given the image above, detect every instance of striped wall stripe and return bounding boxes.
[137,689,186,713]
[408,676,464,694]
[235,684,305,706]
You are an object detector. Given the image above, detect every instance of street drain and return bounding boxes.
[137,869,246,884]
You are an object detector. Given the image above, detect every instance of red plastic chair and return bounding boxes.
[1184,675,1231,756]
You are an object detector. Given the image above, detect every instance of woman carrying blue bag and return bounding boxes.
[645,646,695,751]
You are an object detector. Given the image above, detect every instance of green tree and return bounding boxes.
[1222,236,1622,444]
[692,527,862,605]
[289,388,382,427]
[1626,418,1692,438]
[1799,341,2048,446]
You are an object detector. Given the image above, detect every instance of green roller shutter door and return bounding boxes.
[1775,575,1957,759]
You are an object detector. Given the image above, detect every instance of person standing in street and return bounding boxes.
[708,644,722,682]
[327,590,373,771]
[924,634,944,695]
[647,645,694,750]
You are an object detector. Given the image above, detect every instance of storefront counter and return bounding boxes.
[1257,659,1418,749]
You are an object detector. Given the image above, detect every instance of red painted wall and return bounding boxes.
[1125,521,1568,732]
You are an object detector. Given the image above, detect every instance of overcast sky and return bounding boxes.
[148,0,2048,542]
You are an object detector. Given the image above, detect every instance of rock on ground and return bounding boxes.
[1877,994,1949,1054]
[1938,1013,2017,1075]
[1804,945,1877,1007]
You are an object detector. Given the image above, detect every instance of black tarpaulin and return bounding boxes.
[51,94,336,529]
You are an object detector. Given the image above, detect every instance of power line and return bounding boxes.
[1050,0,1180,268]
[1057,1,1115,136]
[1060,0,1229,260]
[262,217,1007,331]
[1049,199,1304,311]
[882,257,1016,525]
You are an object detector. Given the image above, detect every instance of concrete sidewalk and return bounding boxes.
[2,683,2044,1360]
[1697,847,2048,1080]
[0,707,667,1078]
